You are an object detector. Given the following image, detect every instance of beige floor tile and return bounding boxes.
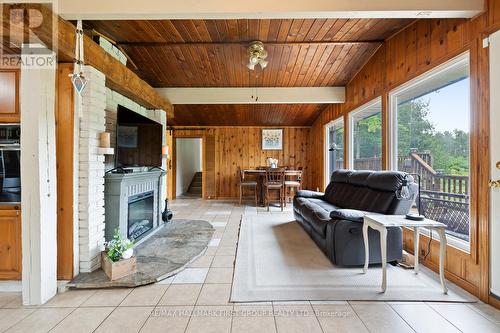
[196,284,232,305]
[172,268,209,284]
[273,304,323,333]
[81,288,132,307]
[205,247,218,256]
[232,304,276,333]
[468,302,500,325]
[0,308,36,332]
[211,255,235,268]
[189,255,214,268]
[205,268,234,284]
[350,302,413,333]
[140,306,193,333]
[158,284,202,306]
[5,307,74,333]
[216,246,237,256]
[0,293,20,308]
[51,307,114,333]
[94,306,154,333]
[390,303,459,333]
[428,303,500,333]
[185,305,233,333]
[43,290,96,308]
[120,285,168,307]
[313,304,368,333]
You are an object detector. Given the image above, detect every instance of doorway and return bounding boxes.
[175,138,203,198]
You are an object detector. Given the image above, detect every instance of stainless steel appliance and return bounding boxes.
[0,124,20,203]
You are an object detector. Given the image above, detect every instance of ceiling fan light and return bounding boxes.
[247,62,255,70]
[259,59,268,69]
[249,55,259,64]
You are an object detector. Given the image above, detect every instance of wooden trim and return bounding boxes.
[488,294,500,310]
[55,63,75,279]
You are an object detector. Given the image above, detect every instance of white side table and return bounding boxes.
[362,214,448,294]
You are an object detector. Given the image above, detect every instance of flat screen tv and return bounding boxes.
[116,105,162,167]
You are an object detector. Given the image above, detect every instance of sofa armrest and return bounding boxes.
[295,190,324,199]
[329,209,368,223]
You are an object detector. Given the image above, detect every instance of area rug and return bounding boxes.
[69,219,214,289]
[231,213,475,302]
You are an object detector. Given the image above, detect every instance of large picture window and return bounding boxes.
[325,118,344,186]
[349,98,383,171]
[390,53,471,248]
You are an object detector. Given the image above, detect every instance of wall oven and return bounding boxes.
[0,124,20,203]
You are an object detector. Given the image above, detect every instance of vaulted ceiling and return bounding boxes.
[84,18,413,126]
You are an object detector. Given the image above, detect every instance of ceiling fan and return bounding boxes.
[247,41,268,70]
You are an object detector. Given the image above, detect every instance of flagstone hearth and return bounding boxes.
[67,219,214,289]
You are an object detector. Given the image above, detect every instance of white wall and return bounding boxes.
[176,138,202,196]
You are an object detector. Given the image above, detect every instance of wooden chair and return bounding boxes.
[263,168,285,211]
[284,169,303,206]
[239,168,258,206]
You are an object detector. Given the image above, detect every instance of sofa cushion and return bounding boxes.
[295,190,324,199]
[366,171,407,192]
[330,209,366,223]
[300,200,332,236]
[307,198,339,213]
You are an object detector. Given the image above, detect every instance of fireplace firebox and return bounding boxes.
[128,191,154,241]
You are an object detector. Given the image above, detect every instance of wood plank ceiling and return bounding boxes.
[85,19,413,126]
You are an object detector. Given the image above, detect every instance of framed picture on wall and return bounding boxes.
[262,128,283,150]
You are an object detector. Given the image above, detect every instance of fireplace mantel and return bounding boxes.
[104,170,165,243]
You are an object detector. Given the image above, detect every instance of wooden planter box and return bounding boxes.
[101,252,137,281]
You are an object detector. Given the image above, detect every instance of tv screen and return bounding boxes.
[116,105,162,167]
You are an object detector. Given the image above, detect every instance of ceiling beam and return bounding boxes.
[1,3,173,117]
[157,87,345,104]
[117,41,383,47]
[57,0,484,20]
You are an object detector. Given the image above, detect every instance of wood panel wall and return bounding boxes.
[308,1,500,305]
[171,127,311,199]
[55,63,75,279]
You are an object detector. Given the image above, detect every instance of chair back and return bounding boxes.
[285,170,303,182]
[265,168,285,186]
[238,167,245,183]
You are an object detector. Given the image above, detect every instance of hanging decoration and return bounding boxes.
[69,20,88,96]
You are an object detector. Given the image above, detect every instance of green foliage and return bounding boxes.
[353,112,382,159]
[397,100,469,176]
[105,229,134,262]
[352,99,469,176]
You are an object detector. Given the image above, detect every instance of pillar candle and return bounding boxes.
[100,132,110,148]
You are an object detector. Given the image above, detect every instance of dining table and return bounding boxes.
[242,168,302,206]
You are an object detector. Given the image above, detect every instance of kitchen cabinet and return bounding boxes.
[0,206,21,280]
[0,70,20,123]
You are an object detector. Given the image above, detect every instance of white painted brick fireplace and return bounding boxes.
[76,66,167,273]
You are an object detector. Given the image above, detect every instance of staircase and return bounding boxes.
[186,172,202,196]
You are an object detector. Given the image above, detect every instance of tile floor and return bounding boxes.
[1,199,499,333]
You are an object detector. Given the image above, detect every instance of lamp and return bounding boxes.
[397,173,425,221]
[247,41,268,70]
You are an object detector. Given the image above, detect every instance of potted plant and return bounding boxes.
[101,230,136,280]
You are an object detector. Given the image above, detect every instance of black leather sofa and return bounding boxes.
[293,170,416,266]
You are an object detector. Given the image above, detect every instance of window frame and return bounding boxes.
[348,96,383,171]
[324,117,344,188]
[388,51,471,252]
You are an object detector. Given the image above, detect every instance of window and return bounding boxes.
[349,97,383,171]
[325,118,344,186]
[390,53,471,249]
